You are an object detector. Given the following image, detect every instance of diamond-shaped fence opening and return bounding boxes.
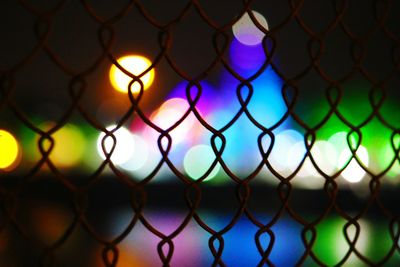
[0,0,399,266]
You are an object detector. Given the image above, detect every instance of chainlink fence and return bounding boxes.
[0,0,400,266]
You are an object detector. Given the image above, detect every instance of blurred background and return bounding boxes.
[0,0,400,266]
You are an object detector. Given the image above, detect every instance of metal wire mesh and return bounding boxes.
[0,0,399,266]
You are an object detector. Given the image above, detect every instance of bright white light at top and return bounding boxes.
[232,10,269,46]
[97,125,135,165]
[338,145,369,183]
[120,134,148,171]
[150,98,197,145]
[183,144,220,181]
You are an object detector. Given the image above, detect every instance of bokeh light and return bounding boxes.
[288,141,326,190]
[339,145,369,183]
[0,129,20,171]
[358,120,400,177]
[112,212,206,267]
[312,140,339,175]
[232,10,268,46]
[328,131,370,183]
[328,131,356,153]
[206,110,262,175]
[313,217,369,266]
[41,123,86,169]
[220,62,286,129]
[123,130,162,178]
[183,144,220,181]
[167,81,217,115]
[381,135,400,178]
[149,98,199,145]
[289,141,318,179]
[120,134,149,172]
[109,55,155,94]
[268,130,304,176]
[97,125,135,165]
[229,38,266,74]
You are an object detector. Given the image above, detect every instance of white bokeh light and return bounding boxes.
[232,10,269,46]
[126,129,165,178]
[290,141,326,189]
[97,125,135,165]
[268,130,304,176]
[338,145,369,183]
[312,140,339,175]
[120,134,149,171]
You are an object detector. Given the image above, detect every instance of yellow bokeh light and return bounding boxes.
[109,55,155,94]
[40,123,86,168]
[0,129,20,170]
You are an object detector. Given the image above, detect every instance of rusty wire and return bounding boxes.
[0,0,400,266]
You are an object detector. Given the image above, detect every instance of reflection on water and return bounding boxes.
[1,199,399,267]
[99,210,398,267]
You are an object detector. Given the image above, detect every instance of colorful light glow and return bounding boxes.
[97,125,135,165]
[113,212,206,266]
[0,129,20,171]
[338,145,369,183]
[327,131,370,183]
[135,95,207,179]
[210,34,290,176]
[167,81,217,115]
[358,120,399,177]
[41,123,86,168]
[312,140,339,175]
[327,131,356,152]
[288,141,326,190]
[313,217,369,266]
[9,39,394,186]
[381,136,400,178]
[206,110,262,175]
[123,130,163,178]
[222,42,286,128]
[232,10,269,46]
[229,38,267,74]
[120,134,149,172]
[149,98,198,145]
[219,72,286,130]
[183,144,220,181]
[109,55,155,94]
[110,211,393,266]
[268,130,304,175]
